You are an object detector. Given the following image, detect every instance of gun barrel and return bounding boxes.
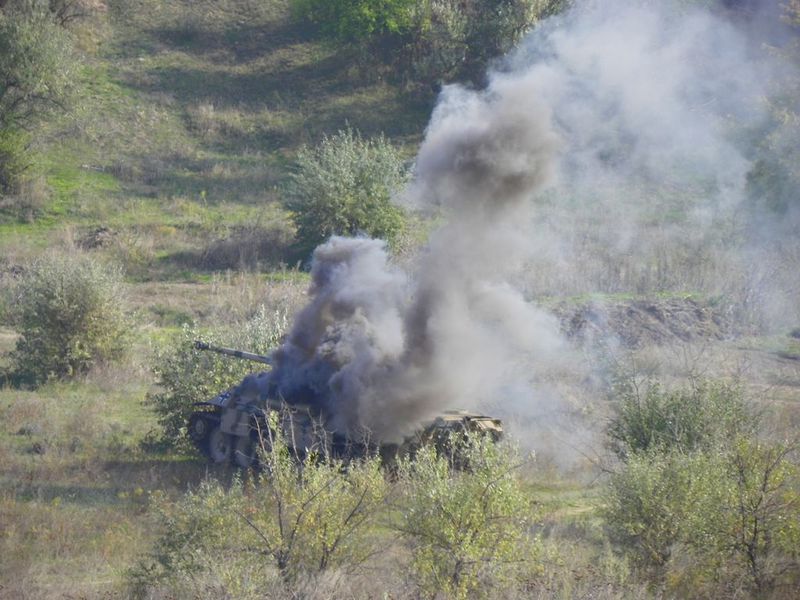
[194,340,273,365]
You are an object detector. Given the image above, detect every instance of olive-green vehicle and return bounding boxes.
[187,341,504,468]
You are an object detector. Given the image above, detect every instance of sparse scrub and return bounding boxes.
[284,128,409,260]
[7,251,129,384]
[199,222,295,271]
[147,306,288,448]
[130,417,389,598]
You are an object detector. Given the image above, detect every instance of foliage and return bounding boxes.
[130,418,389,598]
[0,1,75,192]
[606,378,753,461]
[604,378,800,595]
[8,251,129,384]
[0,129,28,196]
[602,448,714,570]
[292,0,568,83]
[604,439,800,596]
[394,435,535,599]
[399,0,566,83]
[681,438,800,597]
[147,306,288,448]
[47,0,107,27]
[283,128,408,260]
[291,0,416,43]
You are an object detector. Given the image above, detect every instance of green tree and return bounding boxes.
[603,378,800,595]
[602,449,716,570]
[9,252,129,383]
[284,128,408,260]
[0,1,74,192]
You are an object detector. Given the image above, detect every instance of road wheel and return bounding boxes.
[188,413,212,443]
[208,425,232,464]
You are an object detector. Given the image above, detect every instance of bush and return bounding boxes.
[0,129,29,195]
[8,252,129,383]
[602,449,716,570]
[603,440,800,596]
[147,306,288,448]
[130,419,389,598]
[283,128,408,260]
[606,378,753,461]
[603,377,800,595]
[681,438,800,597]
[292,1,569,84]
[395,435,535,599]
[291,0,416,43]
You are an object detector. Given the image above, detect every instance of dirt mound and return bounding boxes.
[79,226,116,249]
[554,297,732,348]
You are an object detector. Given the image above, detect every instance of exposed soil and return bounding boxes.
[554,297,733,348]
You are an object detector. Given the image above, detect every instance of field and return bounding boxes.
[1,1,799,598]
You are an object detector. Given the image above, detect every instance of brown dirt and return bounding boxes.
[554,297,732,348]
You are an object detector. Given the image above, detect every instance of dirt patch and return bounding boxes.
[554,297,732,348]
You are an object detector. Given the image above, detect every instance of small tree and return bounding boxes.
[9,252,128,383]
[684,438,800,596]
[283,128,408,260]
[395,435,535,599]
[0,2,74,192]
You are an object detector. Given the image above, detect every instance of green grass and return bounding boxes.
[738,333,800,361]
[0,0,431,282]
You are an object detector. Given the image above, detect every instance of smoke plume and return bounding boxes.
[264,78,563,441]
[258,0,799,444]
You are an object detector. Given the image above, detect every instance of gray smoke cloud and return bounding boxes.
[256,0,798,447]
[507,0,799,327]
[264,78,564,441]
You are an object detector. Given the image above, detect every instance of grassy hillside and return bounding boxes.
[2,0,431,275]
[1,1,799,598]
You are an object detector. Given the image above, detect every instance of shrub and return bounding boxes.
[681,438,800,597]
[394,434,535,599]
[9,252,129,383]
[603,377,800,595]
[0,129,29,195]
[283,128,408,261]
[604,440,800,596]
[147,306,288,448]
[291,0,416,43]
[602,449,717,571]
[606,378,753,461]
[130,419,389,598]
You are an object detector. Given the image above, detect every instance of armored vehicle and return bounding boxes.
[187,341,504,468]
